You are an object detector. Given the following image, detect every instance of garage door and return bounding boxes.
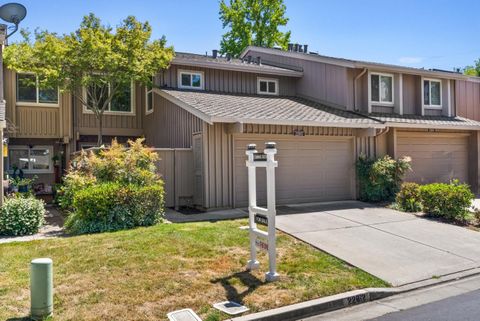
[397,132,469,184]
[234,136,355,207]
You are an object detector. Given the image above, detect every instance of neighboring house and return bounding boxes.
[4,46,480,209]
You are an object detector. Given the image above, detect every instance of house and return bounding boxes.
[4,45,480,209]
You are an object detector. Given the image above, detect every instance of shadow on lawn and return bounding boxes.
[6,317,31,321]
[211,271,265,304]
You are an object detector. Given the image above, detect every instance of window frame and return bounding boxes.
[422,78,442,109]
[369,72,394,106]
[15,73,60,107]
[145,77,155,115]
[82,80,136,116]
[178,70,204,90]
[257,77,279,96]
[7,145,54,174]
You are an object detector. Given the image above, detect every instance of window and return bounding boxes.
[257,78,279,95]
[84,81,134,114]
[145,77,154,115]
[178,70,204,90]
[423,79,442,107]
[370,73,393,104]
[8,146,53,174]
[16,73,59,106]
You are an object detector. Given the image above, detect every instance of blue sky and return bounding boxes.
[9,0,480,70]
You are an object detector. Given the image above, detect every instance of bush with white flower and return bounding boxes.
[0,196,46,236]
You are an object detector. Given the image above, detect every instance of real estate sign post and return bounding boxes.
[245,142,279,282]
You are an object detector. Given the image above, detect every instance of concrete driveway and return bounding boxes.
[276,201,480,286]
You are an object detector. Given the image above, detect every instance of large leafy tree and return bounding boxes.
[219,0,291,57]
[4,14,174,145]
[464,59,480,76]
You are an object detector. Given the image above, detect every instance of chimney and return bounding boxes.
[212,49,218,59]
[298,45,303,53]
[247,55,252,64]
[303,44,308,53]
[294,43,299,52]
[257,56,262,65]
[287,43,293,51]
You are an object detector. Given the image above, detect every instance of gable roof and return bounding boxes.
[172,52,303,77]
[240,46,480,82]
[156,88,383,128]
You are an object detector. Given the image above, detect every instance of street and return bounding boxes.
[304,275,480,321]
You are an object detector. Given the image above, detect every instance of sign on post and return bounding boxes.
[245,142,279,282]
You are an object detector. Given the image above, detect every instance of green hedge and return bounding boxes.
[396,182,422,212]
[419,180,474,221]
[0,197,46,236]
[65,182,164,234]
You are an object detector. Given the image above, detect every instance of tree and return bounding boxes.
[219,0,291,57]
[4,14,174,146]
[464,60,480,76]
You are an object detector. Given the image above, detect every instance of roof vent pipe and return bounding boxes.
[294,43,299,52]
[298,45,303,52]
[226,53,231,61]
[287,43,293,51]
[257,56,261,65]
[247,55,252,63]
[303,44,308,53]
[212,49,218,59]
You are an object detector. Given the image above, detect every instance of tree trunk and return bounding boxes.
[97,113,103,146]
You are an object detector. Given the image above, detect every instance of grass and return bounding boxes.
[0,219,387,321]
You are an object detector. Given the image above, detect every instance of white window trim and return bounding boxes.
[257,77,279,96]
[369,72,394,107]
[16,73,60,107]
[145,84,154,115]
[7,145,54,174]
[422,78,443,110]
[82,81,136,116]
[178,70,205,90]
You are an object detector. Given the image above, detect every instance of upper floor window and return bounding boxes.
[8,145,54,174]
[145,77,154,115]
[84,81,134,114]
[370,73,393,105]
[16,73,59,106]
[178,70,204,90]
[257,78,279,95]
[423,79,442,108]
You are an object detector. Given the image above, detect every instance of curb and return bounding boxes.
[228,268,480,321]
[227,288,398,321]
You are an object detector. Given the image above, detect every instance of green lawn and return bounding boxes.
[0,219,387,321]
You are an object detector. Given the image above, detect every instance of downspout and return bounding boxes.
[353,68,367,111]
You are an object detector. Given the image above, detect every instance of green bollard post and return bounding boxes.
[30,258,53,320]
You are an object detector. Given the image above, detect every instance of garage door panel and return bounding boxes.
[234,137,354,207]
[398,132,469,184]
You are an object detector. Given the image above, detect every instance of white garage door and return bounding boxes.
[397,132,469,184]
[234,136,355,207]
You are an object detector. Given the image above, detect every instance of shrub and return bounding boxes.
[0,196,46,236]
[56,172,96,210]
[396,182,422,212]
[420,180,474,221]
[356,155,412,202]
[65,182,164,234]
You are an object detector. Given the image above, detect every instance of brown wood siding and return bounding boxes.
[160,64,296,96]
[143,92,204,148]
[456,80,480,121]
[402,74,421,115]
[75,84,143,136]
[4,69,72,139]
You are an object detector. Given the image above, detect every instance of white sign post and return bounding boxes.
[245,142,279,282]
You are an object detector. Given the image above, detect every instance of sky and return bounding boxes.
[7,0,480,71]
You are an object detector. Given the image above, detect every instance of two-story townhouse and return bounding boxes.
[5,46,480,209]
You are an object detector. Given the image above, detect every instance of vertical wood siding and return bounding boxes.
[456,80,480,121]
[143,93,204,148]
[160,64,296,96]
